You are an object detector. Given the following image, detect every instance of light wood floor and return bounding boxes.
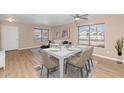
[0,50,40,78]
[92,56,124,78]
[0,49,124,78]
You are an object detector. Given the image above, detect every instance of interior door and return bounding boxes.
[2,26,19,51]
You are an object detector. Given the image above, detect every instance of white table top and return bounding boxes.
[43,46,82,59]
[43,45,86,78]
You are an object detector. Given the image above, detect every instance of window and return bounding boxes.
[79,25,90,45]
[33,28,49,42]
[78,23,105,47]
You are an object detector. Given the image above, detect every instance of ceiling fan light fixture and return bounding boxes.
[75,17,80,21]
[7,17,16,22]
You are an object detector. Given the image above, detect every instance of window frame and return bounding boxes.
[78,23,105,48]
[33,28,49,42]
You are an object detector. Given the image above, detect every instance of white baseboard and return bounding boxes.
[18,46,40,50]
[93,54,124,63]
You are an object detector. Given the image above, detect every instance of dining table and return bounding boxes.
[43,46,83,78]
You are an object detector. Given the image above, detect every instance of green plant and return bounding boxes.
[115,37,123,56]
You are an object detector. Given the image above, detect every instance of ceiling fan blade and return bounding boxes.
[70,14,76,17]
[75,14,80,17]
[81,14,88,16]
[80,17,88,20]
[70,14,88,21]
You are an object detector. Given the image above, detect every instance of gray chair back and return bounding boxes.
[79,49,90,67]
[88,46,94,59]
[41,51,50,67]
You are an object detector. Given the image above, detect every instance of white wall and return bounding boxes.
[0,21,52,49]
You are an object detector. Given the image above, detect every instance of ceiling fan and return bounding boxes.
[71,14,88,21]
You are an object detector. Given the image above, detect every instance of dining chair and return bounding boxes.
[87,46,94,72]
[65,49,89,78]
[89,46,94,67]
[41,51,59,78]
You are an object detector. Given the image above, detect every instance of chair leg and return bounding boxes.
[41,65,44,75]
[87,60,91,72]
[65,63,68,74]
[47,69,49,78]
[90,59,93,67]
[80,68,83,78]
[85,64,89,77]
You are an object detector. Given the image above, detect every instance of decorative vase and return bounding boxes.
[118,52,122,56]
[117,52,123,64]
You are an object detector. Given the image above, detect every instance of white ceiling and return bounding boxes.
[0,14,108,26]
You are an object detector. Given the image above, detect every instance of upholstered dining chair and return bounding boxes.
[65,49,89,78]
[41,51,59,78]
[89,46,94,66]
[87,46,94,72]
[75,46,94,72]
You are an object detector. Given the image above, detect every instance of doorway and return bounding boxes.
[1,25,19,51]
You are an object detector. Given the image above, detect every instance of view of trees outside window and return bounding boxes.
[33,28,48,42]
[79,23,104,47]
